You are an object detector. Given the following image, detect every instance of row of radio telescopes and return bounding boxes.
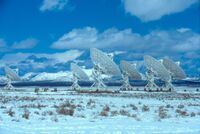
[3,48,186,92]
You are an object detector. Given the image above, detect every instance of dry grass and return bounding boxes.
[158,106,168,119]
[19,103,47,109]
[56,101,76,116]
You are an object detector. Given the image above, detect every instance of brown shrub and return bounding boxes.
[34,88,39,94]
[190,112,196,117]
[22,109,30,119]
[87,99,95,106]
[48,111,54,116]
[43,88,49,92]
[176,109,189,117]
[56,107,74,116]
[103,105,110,112]
[142,105,150,112]
[7,108,15,117]
[60,101,76,109]
[119,110,130,117]
[130,104,138,110]
[158,107,168,119]
[177,104,184,109]
[100,111,108,117]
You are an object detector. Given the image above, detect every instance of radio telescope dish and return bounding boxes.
[90,48,121,76]
[162,58,186,80]
[120,60,142,80]
[90,48,121,89]
[70,63,89,90]
[4,66,21,90]
[144,55,170,82]
[70,63,89,80]
[120,60,142,90]
[4,66,21,81]
[144,55,174,91]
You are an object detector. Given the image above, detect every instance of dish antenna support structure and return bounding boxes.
[90,48,121,90]
[120,60,142,90]
[70,63,89,90]
[91,63,106,89]
[4,66,21,90]
[144,55,174,92]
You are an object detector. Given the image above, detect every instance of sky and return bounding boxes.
[0,0,200,77]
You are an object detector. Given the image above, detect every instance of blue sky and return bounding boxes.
[0,0,199,76]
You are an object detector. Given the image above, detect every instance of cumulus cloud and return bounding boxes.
[51,27,200,75]
[40,0,68,11]
[0,50,83,67]
[51,27,200,57]
[12,38,38,49]
[122,0,198,22]
[51,27,141,50]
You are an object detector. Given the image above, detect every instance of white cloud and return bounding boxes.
[122,0,198,22]
[12,38,38,49]
[50,27,200,75]
[40,0,68,11]
[51,27,141,50]
[177,28,191,33]
[51,27,200,57]
[0,50,83,68]
[35,50,83,63]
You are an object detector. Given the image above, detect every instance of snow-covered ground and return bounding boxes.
[0,87,200,134]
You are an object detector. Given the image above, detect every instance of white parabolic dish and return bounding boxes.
[120,60,142,80]
[90,48,121,77]
[144,55,171,82]
[4,66,21,81]
[162,58,186,80]
[70,63,89,81]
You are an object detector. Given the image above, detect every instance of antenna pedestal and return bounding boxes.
[164,80,175,92]
[91,64,106,90]
[145,68,158,91]
[71,73,80,90]
[120,72,132,91]
[4,79,14,90]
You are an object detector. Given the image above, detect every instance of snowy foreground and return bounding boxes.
[0,87,200,134]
